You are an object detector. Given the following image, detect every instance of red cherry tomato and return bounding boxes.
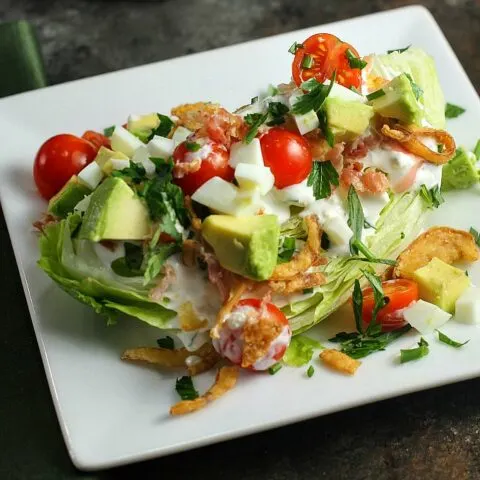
[172,140,233,196]
[82,130,111,150]
[292,33,363,90]
[361,279,419,331]
[260,128,312,189]
[33,134,98,200]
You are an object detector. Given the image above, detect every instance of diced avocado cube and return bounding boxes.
[94,146,129,174]
[413,257,471,314]
[79,176,151,241]
[368,73,422,125]
[48,176,91,218]
[324,98,373,142]
[202,214,280,280]
[127,113,159,133]
[441,148,479,191]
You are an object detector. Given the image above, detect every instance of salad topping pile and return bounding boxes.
[33,33,480,414]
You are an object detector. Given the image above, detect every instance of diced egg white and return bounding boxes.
[326,82,367,103]
[365,147,417,186]
[454,287,480,324]
[235,163,274,195]
[192,176,240,215]
[78,161,104,190]
[255,191,290,224]
[403,299,452,334]
[110,158,131,171]
[289,92,319,135]
[322,216,353,248]
[171,126,193,146]
[229,138,264,168]
[147,135,175,158]
[131,145,156,176]
[110,125,144,157]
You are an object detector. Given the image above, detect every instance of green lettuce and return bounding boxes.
[369,47,446,129]
[283,335,324,367]
[286,191,428,333]
[38,214,176,328]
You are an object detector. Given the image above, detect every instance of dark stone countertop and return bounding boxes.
[0,1,479,479]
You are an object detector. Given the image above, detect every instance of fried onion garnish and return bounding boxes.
[121,346,190,367]
[320,349,361,375]
[380,123,455,165]
[184,195,202,232]
[271,216,324,281]
[171,102,220,131]
[186,343,221,376]
[269,272,326,294]
[394,226,479,279]
[170,366,239,415]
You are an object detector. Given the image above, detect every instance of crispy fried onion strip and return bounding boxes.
[380,123,455,165]
[211,280,251,338]
[184,196,202,232]
[271,216,323,281]
[170,366,239,415]
[319,349,361,375]
[269,272,326,294]
[394,226,479,279]
[121,342,220,376]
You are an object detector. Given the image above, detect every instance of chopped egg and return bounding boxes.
[229,138,264,168]
[191,176,241,215]
[147,135,175,158]
[110,158,130,171]
[171,126,193,146]
[110,125,144,157]
[289,92,319,135]
[403,299,452,334]
[235,163,274,195]
[77,161,104,190]
[454,287,480,324]
[131,145,156,176]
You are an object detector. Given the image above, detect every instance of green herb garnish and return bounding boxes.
[307,160,339,200]
[400,337,429,363]
[250,96,259,104]
[318,109,335,147]
[419,184,444,209]
[445,103,465,119]
[405,73,423,101]
[345,49,367,69]
[387,45,411,54]
[244,102,290,143]
[366,89,386,101]
[352,279,364,334]
[185,141,201,152]
[268,363,282,375]
[470,227,480,247]
[288,41,303,54]
[437,330,469,348]
[301,54,314,69]
[474,139,480,160]
[347,186,364,254]
[148,113,174,140]
[103,125,115,137]
[303,288,314,295]
[292,71,336,115]
[157,336,174,349]
[307,365,315,378]
[175,376,199,400]
[266,101,289,126]
[277,236,296,263]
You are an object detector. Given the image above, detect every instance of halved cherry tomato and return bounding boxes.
[361,279,419,331]
[33,134,98,200]
[292,33,362,90]
[260,127,312,189]
[82,130,111,150]
[172,139,233,196]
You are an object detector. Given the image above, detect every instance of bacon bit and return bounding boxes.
[340,166,390,194]
[242,311,283,368]
[32,213,58,234]
[271,216,323,281]
[149,264,176,301]
[170,366,239,415]
[184,196,202,232]
[212,280,251,338]
[380,123,455,165]
[320,349,361,375]
[269,272,326,294]
[344,134,380,161]
[204,252,237,302]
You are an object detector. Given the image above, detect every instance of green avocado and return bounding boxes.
[202,214,280,281]
[441,148,479,191]
[94,146,129,174]
[324,98,373,142]
[48,176,91,218]
[368,73,422,125]
[413,257,471,314]
[79,176,151,241]
[127,113,159,141]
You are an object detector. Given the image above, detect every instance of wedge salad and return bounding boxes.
[33,33,480,414]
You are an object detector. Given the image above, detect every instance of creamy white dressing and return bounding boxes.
[225,306,255,330]
[176,331,210,352]
[359,192,390,227]
[275,179,315,206]
[412,162,442,190]
[256,191,290,224]
[364,146,417,186]
[92,241,125,266]
[185,139,213,164]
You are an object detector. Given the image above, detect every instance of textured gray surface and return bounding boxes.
[1,1,480,479]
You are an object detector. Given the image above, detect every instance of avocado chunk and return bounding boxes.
[368,73,422,125]
[127,113,160,141]
[94,146,129,174]
[202,214,280,280]
[324,98,373,142]
[48,176,91,218]
[413,257,470,314]
[441,148,479,191]
[79,176,151,241]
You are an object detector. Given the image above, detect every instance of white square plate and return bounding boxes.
[1,5,479,471]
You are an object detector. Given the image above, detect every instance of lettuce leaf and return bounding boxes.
[38,215,176,329]
[286,191,428,333]
[283,335,324,367]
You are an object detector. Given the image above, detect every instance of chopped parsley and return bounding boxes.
[345,49,367,69]
[366,89,386,101]
[175,376,199,400]
[318,109,335,147]
[307,365,315,378]
[387,45,411,54]
[250,95,259,104]
[301,54,314,69]
[244,102,290,143]
[291,71,336,115]
[157,336,175,349]
[445,103,466,119]
[303,288,314,295]
[419,184,444,209]
[400,338,429,363]
[288,41,303,54]
[405,73,423,101]
[185,141,201,152]
[437,330,469,348]
[347,186,364,255]
[307,160,339,200]
[103,125,115,137]
[268,363,282,375]
[148,113,174,140]
[277,236,296,263]
[470,227,480,247]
